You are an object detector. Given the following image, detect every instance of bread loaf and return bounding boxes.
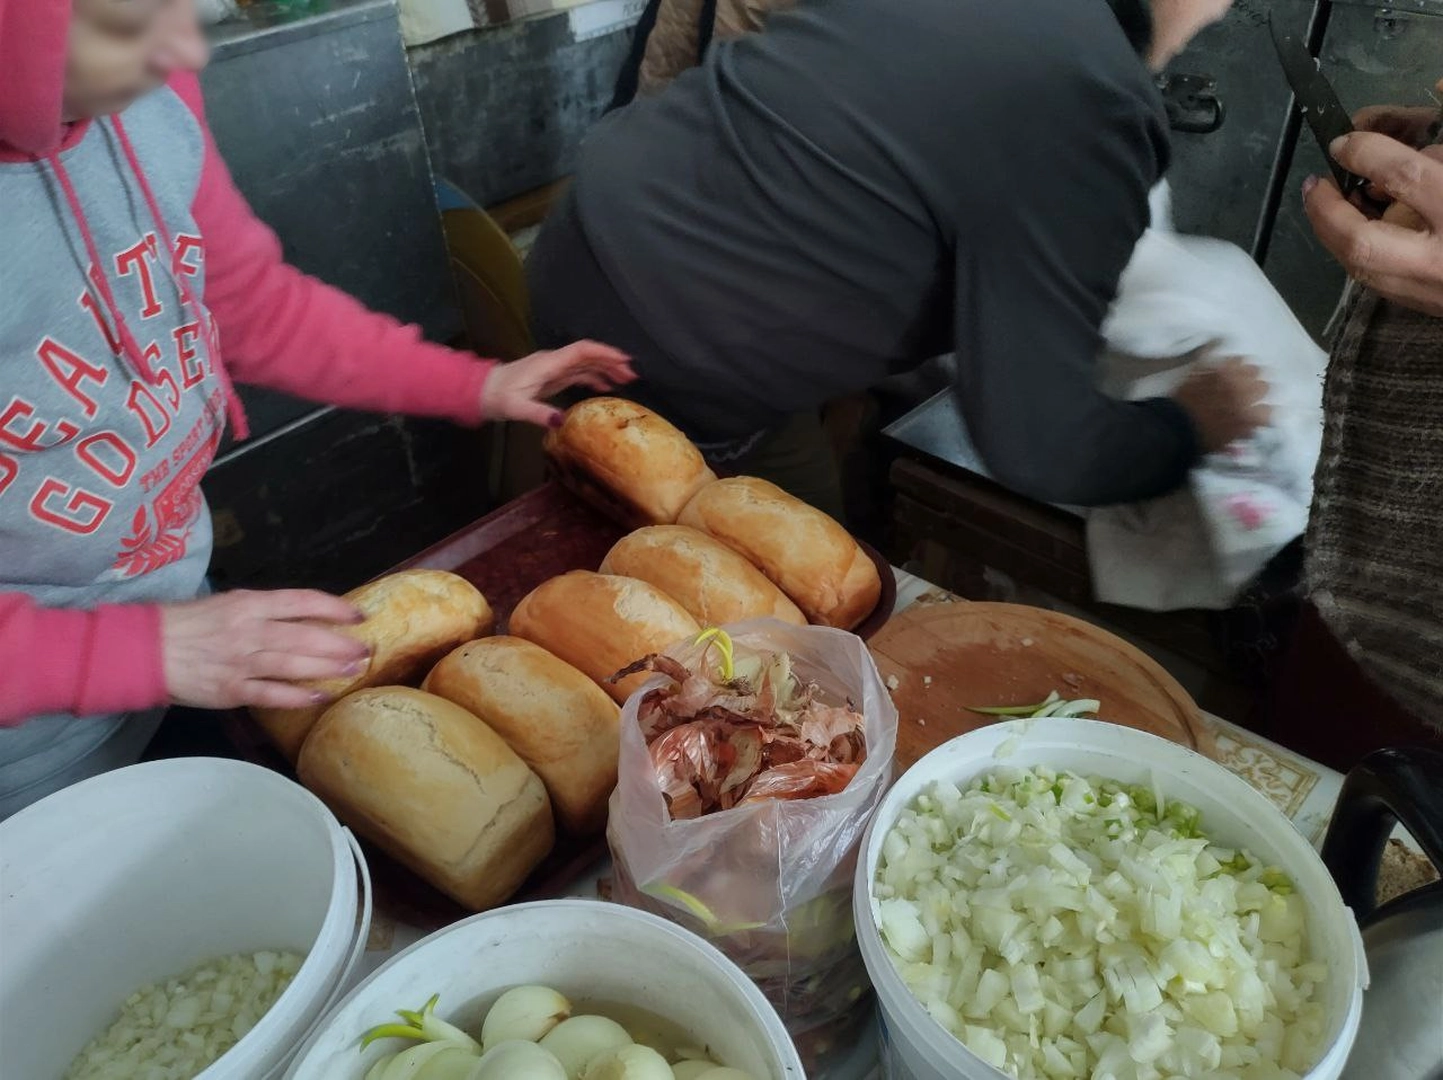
[252,569,492,761]
[678,477,881,629]
[508,571,701,703]
[424,637,621,835]
[297,687,553,911]
[600,525,806,628]
[544,398,716,528]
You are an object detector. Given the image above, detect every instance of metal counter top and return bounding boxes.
[884,391,1083,519]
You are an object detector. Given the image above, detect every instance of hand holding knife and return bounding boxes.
[1267,13,1379,205]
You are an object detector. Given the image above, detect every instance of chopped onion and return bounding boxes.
[873,767,1329,1080]
[64,950,303,1080]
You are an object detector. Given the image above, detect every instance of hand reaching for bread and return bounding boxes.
[481,341,637,428]
[160,590,368,710]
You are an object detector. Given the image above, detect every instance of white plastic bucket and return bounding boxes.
[853,720,1368,1080]
[0,757,371,1080]
[286,898,806,1080]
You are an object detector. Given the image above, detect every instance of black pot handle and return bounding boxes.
[1320,746,1443,918]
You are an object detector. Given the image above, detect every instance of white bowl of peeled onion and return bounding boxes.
[284,899,805,1080]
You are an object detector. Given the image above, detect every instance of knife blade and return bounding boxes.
[1267,13,1367,197]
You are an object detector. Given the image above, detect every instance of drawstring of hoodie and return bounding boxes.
[45,147,160,384]
[111,116,247,440]
[40,121,250,441]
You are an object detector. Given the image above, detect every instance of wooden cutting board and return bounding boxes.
[870,602,1215,770]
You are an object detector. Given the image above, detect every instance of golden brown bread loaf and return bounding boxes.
[297,686,553,911]
[678,477,881,629]
[508,571,701,703]
[543,398,717,528]
[251,569,492,761]
[599,525,806,628]
[423,637,622,835]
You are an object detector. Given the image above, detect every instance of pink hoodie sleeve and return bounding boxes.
[0,593,167,726]
[170,74,493,426]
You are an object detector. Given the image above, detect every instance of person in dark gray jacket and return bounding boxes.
[528,0,1268,515]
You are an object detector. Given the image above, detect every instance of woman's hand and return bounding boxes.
[1171,357,1273,453]
[481,340,636,427]
[160,590,370,710]
[1303,134,1443,317]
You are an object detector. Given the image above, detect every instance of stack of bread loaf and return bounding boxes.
[251,568,624,913]
[251,398,882,913]
[545,397,883,633]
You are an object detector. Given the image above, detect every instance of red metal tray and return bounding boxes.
[224,481,894,930]
[400,481,895,637]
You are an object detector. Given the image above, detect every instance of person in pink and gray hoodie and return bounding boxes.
[0,0,634,818]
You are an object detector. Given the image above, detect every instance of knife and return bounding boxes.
[1267,13,1369,197]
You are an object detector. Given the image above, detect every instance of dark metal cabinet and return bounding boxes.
[199,1,485,591]
[202,0,456,439]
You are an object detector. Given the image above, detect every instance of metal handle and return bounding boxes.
[1158,72,1226,135]
[1320,746,1443,919]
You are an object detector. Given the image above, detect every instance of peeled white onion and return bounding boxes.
[415,1046,480,1080]
[540,1015,634,1079]
[581,1043,675,1080]
[694,1070,757,1080]
[481,986,573,1049]
[670,1062,718,1080]
[382,1041,455,1080]
[473,1039,568,1080]
[365,1057,393,1080]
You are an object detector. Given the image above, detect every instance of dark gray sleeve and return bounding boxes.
[950,114,1200,508]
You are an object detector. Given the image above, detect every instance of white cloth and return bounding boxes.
[1085,185,1326,611]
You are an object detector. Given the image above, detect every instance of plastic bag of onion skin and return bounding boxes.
[607,620,898,1071]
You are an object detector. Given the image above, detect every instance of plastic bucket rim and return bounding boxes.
[285,897,806,1080]
[853,719,1366,1080]
[1,758,363,1080]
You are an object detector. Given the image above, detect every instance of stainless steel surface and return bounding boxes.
[202,0,454,443]
[1341,887,1443,1080]
[883,391,990,478]
[882,392,1085,518]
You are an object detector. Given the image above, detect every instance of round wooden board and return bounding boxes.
[869,601,1215,771]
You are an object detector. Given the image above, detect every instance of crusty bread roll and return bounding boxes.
[678,477,882,630]
[600,525,807,628]
[423,637,621,835]
[543,398,717,528]
[252,569,493,761]
[298,687,553,911]
[508,571,701,703]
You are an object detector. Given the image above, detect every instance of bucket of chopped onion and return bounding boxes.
[852,719,1368,1080]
